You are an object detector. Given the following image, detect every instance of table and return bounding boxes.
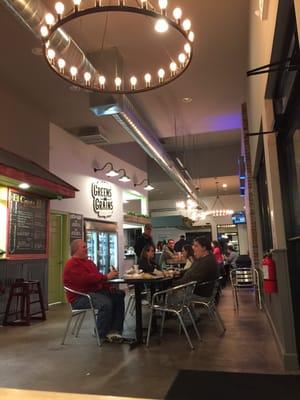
[110,276,173,346]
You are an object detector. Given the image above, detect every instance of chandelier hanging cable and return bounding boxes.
[40,0,195,94]
[209,180,234,217]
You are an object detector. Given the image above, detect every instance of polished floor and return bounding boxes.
[0,286,285,399]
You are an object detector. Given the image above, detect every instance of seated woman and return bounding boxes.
[182,244,194,270]
[139,244,160,273]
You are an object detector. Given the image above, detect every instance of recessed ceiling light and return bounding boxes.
[32,47,43,56]
[182,97,192,103]
[222,183,228,188]
[18,183,30,190]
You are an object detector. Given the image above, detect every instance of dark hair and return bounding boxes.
[194,237,212,252]
[212,240,220,248]
[140,244,155,260]
[167,239,174,244]
[183,244,194,258]
[180,235,185,239]
[156,241,163,251]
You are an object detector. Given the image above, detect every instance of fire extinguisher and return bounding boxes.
[262,253,278,293]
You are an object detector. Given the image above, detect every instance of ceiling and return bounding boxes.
[0,0,249,202]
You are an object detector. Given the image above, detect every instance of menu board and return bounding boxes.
[8,190,48,255]
[70,213,83,243]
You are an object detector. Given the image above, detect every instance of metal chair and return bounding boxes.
[146,281,201,350]
[230,267,262,311]
[125,285,150,319]
[192,277,226,336]
[61,286,101,347]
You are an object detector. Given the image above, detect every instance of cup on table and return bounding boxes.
[133,264,139,273]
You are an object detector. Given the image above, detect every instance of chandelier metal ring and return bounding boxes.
[41,2,194,94]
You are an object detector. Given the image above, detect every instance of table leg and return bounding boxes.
[134,283,143,344]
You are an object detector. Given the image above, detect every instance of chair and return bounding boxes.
[62,286,101,347]
[192,277,226,336]
[230,267,262,311]
[125,285,150,319]
[146,281,201,350]
[3,279,46,326]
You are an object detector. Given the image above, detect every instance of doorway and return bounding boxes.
[48,213,68,305]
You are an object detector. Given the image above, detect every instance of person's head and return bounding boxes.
[193,237,212,258]
[167,239,175,250]
[144,224,152,237]
[227,245,234,253]
[182,244,194,259]
[71,239,87,259]
[212,240,220,249]
[156,241,163,251]
[180,235,185,240]
[140,244,155,261]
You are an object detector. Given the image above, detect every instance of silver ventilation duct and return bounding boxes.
[90,94,206,209]
[4,0,205,209]
[3,0,96,74]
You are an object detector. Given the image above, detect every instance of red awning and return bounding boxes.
[0,147,78,199]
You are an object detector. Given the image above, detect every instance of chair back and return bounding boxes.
[196,277,222,301]
[231,268,255,287]
[156,281,197,310]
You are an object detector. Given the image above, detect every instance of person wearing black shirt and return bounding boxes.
[174,235,188,252]
[138,244,159,273]
[134,224,155,262]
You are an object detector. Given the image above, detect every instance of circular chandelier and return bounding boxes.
[40,0,195,94]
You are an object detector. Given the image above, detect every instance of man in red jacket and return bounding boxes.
[63,239,125,343]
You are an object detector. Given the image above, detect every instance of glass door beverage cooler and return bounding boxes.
[85,220,118,274]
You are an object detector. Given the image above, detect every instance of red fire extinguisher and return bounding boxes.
[262,253,278,293]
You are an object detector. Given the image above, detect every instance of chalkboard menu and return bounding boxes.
[70,213,83,243]
[9,190,48,255]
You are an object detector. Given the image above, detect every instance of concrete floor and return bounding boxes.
[0,287,285,399]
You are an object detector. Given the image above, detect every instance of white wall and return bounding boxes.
[49,123,147,273]
[0,78,49,168]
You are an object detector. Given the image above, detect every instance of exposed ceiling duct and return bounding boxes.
[3,0,206,209]
[90,94,206,209]
[2,0,96,75]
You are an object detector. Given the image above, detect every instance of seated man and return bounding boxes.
[159,239,178,268]
[175,237,219,298]
[63,239,125,343]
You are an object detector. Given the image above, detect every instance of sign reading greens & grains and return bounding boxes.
[91,180,114,219]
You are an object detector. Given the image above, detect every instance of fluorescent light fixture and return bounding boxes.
[184,169,193,180]
[18,183,30,190]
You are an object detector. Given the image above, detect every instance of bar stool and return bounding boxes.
[3,279,46,326]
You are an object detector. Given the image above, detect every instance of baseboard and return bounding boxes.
[264,306,299,370]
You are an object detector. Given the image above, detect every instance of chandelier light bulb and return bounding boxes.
[144,73,151,87]
[130,76,137,90]
[84,71,91,85]
[115,77,122,90]
[40,25,49,38]
[188,31,195,42]
[182,18,191,32]
[98,75,106,88]
[158,68,165,82]
[45,13,55,26]
[184,43,191,54]
[70,66,78,80]
[57,58,66,72]
[47,48,56,62]
[170,61,177,76]
[155,18,169,33]
[173,7,182,21]
[73,0,81,11]
[158,0,168,11]
[55,2,65,16]
[178,52,186,66]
